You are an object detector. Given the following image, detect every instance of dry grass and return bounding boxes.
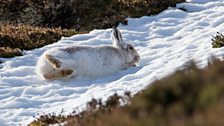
[29,58,224,126]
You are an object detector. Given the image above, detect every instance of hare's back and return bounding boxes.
[73,46,124,77]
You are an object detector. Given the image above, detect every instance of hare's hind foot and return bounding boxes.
[45,54,61,68]
[43,69,74,80]
[60,69,73,77]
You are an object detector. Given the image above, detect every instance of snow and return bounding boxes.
[1,0,224,125]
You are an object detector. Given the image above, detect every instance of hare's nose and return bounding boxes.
[134,56,140,63]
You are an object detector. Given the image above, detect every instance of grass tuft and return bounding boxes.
[212,32,224,48]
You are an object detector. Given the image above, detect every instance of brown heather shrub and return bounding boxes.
[0,23,85,58]
[0,47,23,58]
[0,0,185,58]
[0,0,185,31]
[29,58,224,126]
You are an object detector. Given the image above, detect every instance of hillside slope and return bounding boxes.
[0,0,224,125]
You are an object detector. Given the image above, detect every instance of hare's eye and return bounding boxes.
[128,46,134,51]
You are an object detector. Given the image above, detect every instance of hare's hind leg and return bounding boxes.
[43,69,74,80]
[45,54,61,68]
[60,69,74,77]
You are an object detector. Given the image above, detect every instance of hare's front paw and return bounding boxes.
[121,61,136,70]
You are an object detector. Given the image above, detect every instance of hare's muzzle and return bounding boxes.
[134,55,140,63]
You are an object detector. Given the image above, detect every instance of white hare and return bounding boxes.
[36,27,140,80]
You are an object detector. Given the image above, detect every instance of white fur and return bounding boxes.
[36,27,140,80]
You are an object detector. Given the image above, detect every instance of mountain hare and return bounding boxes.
[36,27,140,80]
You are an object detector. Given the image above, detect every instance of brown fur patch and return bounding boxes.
[43,69,73,80]
[60,69,73,77]
[45,54,61,68]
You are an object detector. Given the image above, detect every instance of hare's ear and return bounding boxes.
[111,26,124,48]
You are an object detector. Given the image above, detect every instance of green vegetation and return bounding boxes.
[29,59,224,126]
[212,32,224,48]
